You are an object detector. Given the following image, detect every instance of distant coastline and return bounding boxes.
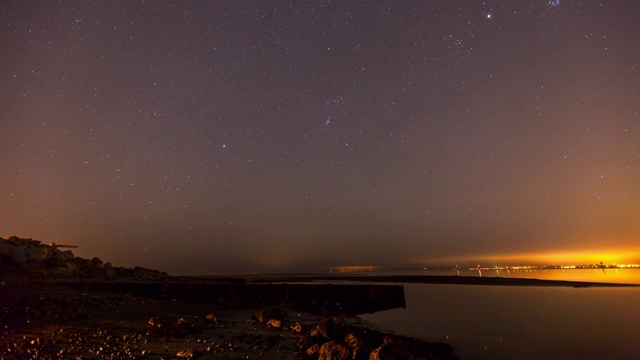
[190,274,640,288]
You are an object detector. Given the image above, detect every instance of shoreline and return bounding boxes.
[1,274,458,359]
[181,274,640,287]
[2,237,636,359]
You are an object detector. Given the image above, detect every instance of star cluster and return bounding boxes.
[1,1,639,274]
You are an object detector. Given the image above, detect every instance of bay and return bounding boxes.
[360,283,640,360]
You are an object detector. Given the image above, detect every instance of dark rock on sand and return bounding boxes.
[297,316,459,360]
[317,316,340,340]
[257,306,289,321]
[318,340,351,360]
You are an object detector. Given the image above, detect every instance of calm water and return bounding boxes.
[359,278,640,360]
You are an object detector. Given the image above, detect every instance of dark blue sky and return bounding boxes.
[2,1,639,274]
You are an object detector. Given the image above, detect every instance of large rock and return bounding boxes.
[9,247,30,265]
[298,317,458,360]
[0,240,15,257]
[317,316,339,340]
[318,340,351,360]
[297,330,323,350]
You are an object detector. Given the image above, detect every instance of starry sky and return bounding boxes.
[2,1,639,274]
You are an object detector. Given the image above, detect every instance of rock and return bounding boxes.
[255,306,288,323]
[9,247,29,265]
[53,267,74,277]
[132,266,167,279]
[0,240,15,256]
[344,331,364,350]
[267,319,282,328]
[148,316,167,327]
[369,340,409,360]
[20,259,46,270]
[317,316,339,340]
[318,340,351,360]
[306,343,322,356]
[297,330,323,350]
[176,348,201,358]
[290,322,304,333]
[169,319,191,336]
[47,253,67,267]
[205,314,218,323]
[168,318,200,337]
[1,236,167,280]
[6,236,32,246]
[90,257,103,266]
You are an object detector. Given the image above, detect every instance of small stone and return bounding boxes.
[266,319,282,328]
[290,322,303,333]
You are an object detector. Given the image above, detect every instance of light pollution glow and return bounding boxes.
[439,246,640,267]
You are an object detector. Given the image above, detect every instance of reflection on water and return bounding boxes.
[486,268,640,284]
[360,284,640,360]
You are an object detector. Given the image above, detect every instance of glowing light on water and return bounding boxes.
[332,265,377,273]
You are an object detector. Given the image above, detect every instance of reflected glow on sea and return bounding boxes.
[316,268,640,358]
[359,281,640,360]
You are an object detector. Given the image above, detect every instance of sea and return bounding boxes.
[353,268,640,360]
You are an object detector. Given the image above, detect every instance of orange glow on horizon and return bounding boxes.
[438,246,640,266]
[332,265,377,273]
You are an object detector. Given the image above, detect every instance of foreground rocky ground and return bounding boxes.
[1,236,459,359]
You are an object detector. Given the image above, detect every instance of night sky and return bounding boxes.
[2,1,639,274]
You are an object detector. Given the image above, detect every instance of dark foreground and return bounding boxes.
[0,274,458,360]
[3,236,635,359]
[1,236,458,359]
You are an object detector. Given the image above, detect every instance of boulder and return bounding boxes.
[1,236,168,280]
[0,240,15,257]
[318,340,351,360]
[317,316,339,340]
[297,330,323,350]
[20,259,46,270]
[9,247,30,265]
[306,343,322,356]
[344,331,363,350]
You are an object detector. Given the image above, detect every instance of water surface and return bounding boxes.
[360,284,640,360]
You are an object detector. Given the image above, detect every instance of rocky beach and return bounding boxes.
[1,236,459,359]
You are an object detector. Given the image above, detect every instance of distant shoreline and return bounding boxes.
[186,274,640,288]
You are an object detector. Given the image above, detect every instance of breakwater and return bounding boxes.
[59,281,406,315]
